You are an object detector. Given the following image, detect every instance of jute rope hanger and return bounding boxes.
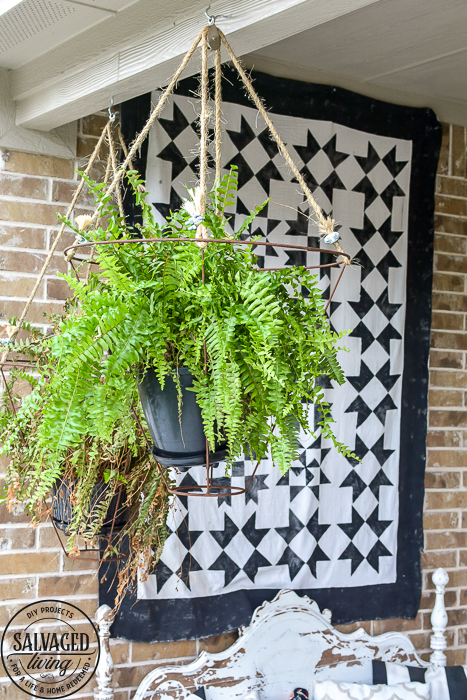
[84,23,350,257]
[1,17,350,367]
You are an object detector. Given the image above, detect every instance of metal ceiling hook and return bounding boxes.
[108,96,116,123]
[205,5,231,25]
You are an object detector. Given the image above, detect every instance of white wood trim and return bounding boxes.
[12,0,384,131]
[242,53,467,127]
[0,69,76,158]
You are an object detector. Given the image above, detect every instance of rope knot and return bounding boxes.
[75,214,93,232]
[184,187,209,248]
[318,216,337,241]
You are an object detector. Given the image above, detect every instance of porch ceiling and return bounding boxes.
[247,0,467,126]
[2,0,467,131]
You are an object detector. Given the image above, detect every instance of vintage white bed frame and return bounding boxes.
[93,568,450,700]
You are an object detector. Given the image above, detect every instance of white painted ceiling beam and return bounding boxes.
[0,68,76,158]
[12,0,384,131]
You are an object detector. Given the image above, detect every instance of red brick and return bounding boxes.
[47,278,72,300]
[435,254,467,274]
[425,490,467,509]
[0,601,31,628]
[109,640,130,665]
[198,631,239,652]
[0,526,35,549]
[441,570,467,587]
[421,550,457,569]
[459,550,467,566]
[429,410,467,428]
[0,499,31,524]
[431,330,467,351]
[427,450,467,468]
[405,631,431,651]
[0,299,64,324]
[0,225,46,249]
[423,511,459,529]
[456,627,467,644]
[52,180,95,207]
[0,173,48,200]
[435,214,467,236]
[426,429,462,447]
[0,274,42,298]
[82,114,109,137]
[435,233,467,254]
[372,616,422,635]
[0,577,35,601]
[77,136,109,160]
[38,524,63,548]
[425,530,467,550]
[432,272,464,292]
[0,200,67,226]
[132,639,197,662]
[112,664,160,690]
[429,388,463,406]
[61,553,99,572]
[431,312,464,331]
[429,350,464,369]
[420,590,457,610]
[1,150,74,179]
[446,649,467,665]
[0,552,59,575]
[436,124,449,176]
[425,471,461,489]
[435,195,467,216]
[451,125,466,177]
[0,250,66,275]
[38,573,98,597]
[447,608,467,626]
[432,292,467,313]
[49,228,79,250]
[430,370,467,388]
[437,177,467,198]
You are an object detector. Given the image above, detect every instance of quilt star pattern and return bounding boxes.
[101,69,440,642]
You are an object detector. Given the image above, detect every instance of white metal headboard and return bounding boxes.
[94,569,449,700]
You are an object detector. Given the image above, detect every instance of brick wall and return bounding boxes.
[0,118,465,697]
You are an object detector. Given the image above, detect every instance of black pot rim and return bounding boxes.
[150,445,228,468]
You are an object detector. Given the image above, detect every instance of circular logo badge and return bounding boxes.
[1,599,100,698]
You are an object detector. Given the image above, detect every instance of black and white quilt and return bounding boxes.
[101,69,441,642]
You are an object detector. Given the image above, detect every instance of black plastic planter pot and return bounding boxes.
[52,479,129,535]
[137,367,228,470]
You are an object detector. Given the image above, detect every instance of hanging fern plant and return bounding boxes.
[4,167,353,471]
[0,318,171,603]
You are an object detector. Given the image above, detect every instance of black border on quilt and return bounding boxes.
[100,68,441,642]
